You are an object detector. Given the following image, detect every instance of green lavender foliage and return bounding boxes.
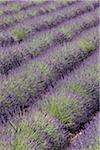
[41,95,80,127]
[11,29,29,41]
[12,111,61,150]
[10,4,21,11]
[78,38,97,52]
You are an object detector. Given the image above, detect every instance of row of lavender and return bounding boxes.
[0,1,99,149]
[0,50,99,149]
[0,0,77,31]
[0,26,99,123]
[0,8,99,76]
[0,0,99,47]
[0,0,49,16]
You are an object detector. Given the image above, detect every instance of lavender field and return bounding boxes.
[0,0,99,149]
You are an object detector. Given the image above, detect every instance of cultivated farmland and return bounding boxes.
[0,0,99,150]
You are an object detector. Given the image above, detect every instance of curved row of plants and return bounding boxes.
[0,27,99,124]
[0,9,99,76]
[0,0,50,17]
[0,0,77,31]
[0,0,99,47]
[0,50,99,150]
